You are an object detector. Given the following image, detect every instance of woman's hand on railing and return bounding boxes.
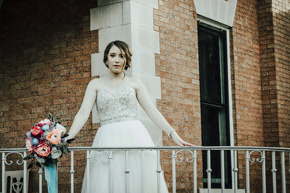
[171,131,194,146]
[64,137,75,144]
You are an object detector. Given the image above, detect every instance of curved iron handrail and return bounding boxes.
[1,146,290,152]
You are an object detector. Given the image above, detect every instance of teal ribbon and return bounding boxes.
[44,161,58,193]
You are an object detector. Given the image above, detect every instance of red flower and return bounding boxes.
[34,141,51,157]
[31,126,43,138]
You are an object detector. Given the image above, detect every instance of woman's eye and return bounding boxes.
[120,55,124,58]
[110,54,115,57]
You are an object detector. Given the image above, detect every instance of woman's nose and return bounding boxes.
[115,56,120,62]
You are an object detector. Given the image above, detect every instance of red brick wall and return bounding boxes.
[231,0,264,191]
[258,0,290,191]
[0,0,289,192]
[154,0,202,192]
[0,0,98,192]
[272,0,290,148]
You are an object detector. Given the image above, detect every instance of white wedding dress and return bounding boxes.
[81,86,169,193]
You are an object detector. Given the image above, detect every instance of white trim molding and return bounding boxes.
[193,0,237,27]
[90,0,162,145]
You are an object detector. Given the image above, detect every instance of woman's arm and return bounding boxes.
[67,79,98,140]
[135,79,193,146]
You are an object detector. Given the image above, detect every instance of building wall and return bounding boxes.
[0,0,289,192]
[231,0,264,191]
[0,1,98,192]
[154,0,202,191]
[272,0,290,148]
[258,0,290,191]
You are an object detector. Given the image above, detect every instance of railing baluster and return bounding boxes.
[125,150,130,193]
[281,151,286,193]
[206,150,212,192]
[109,151,113,193]
[23,151,27,193]
[2,146,290,193]
[172,150,176,193]
[2,152,6,193]
[39,167,43,193]
[193,150,197,193]
[70,151,74,193]
[141,151,144,193]
[271,151,277,193]
[233,150,238,193]
[246,150,250,193]
[156,150,161,193]
[262,151,266,193]
[86,150,90,192]
[221,150,225,193]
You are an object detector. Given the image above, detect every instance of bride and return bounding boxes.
[67,40,193,193]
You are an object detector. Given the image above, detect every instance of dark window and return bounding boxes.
[198,23,232,188]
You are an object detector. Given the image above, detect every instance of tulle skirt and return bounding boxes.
[81,120,169,193]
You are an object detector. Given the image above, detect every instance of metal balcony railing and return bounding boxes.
[1,146,290,193]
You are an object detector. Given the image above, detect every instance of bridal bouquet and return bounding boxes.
[24,113,73,167]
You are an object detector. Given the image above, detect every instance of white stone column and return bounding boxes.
[90,0,162,145]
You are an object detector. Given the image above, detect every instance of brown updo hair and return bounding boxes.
[103,40,132,70]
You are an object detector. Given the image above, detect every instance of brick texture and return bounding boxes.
[0,0,289,192]
[231,0,265,191]
[0,0,98,192]
[258,0,290,192]
[154,0,202,192]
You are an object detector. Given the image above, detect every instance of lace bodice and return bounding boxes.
[96,87,137,126]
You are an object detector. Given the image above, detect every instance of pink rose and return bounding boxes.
[38,119,51,127]
[46,129,62,145]
[25,138,33,152]
[34,141,51,157]
[31,126,43,138]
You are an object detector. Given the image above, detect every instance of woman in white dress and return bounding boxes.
[67,40,192,193]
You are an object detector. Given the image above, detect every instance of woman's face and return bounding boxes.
[107,45,126,74]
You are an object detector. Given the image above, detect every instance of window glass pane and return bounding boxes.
[201,104,221,146]
[201,104,231,188]
[198,28,226,104]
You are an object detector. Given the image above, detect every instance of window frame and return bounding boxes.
[197,16,235,188]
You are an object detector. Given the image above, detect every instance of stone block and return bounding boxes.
[131,48,155,75]
[91,53,109,76]
[132,0,158,9]
[98,25,132,52]
[90,3,123,30]
[133,73,161,99]
[98,0,127,7]
[131,25,160,54]
[98,0,158,9]
[130,1,154,29]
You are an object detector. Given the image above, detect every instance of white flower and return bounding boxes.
[51,147,62,159]
[34,154,46,164]
[56,123,66,133]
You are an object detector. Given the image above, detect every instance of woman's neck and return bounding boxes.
[108,71,125,80]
